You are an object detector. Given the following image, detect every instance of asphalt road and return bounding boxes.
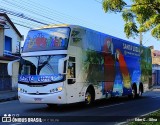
[0,90,160,125]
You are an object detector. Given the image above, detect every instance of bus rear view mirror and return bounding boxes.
[58,57,68,75]
[8,59,20,76]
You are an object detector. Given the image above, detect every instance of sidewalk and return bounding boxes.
[150,85,160,91]
[0,90,18,102]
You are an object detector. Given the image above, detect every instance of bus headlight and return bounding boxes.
[50,87,63,93]
[18,88,27,93]
[18,87,21,91]
[18,88,23,92]
[57,87,63,91]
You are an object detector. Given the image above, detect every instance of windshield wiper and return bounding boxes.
[37,56,50,75]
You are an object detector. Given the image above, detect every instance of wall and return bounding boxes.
[0,61,12,91]
[0,60,19,91]
[151,49,160,85]
[151,49,160,65]
[1,16,21,55]
[12,62,19,90]
[4,18,21,54]
[0,28,4,56]
[0,16,21,91]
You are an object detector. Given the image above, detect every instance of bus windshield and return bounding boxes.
[18,55,66,83]
[23,27,70,52]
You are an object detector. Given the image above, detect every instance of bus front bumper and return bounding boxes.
[18,92,66,104]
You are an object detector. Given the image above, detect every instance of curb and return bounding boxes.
[0,95,18,103]
[145,87,160,92]
[0,90,17,94]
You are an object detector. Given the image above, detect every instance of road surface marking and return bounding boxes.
[116,122,127,125]
[151,96,160,99]
[141,109,160,117]
[98,102,124,109]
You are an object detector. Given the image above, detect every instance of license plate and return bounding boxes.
[34,98,42,102]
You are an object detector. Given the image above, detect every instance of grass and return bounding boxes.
[128,110,160,125]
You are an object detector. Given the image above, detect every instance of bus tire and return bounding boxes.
[85,88,95,105]
[132,84,137,99]
[138,83,143,97]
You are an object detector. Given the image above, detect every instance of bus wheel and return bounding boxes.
[138,84,143,97]
[85,89,94,105]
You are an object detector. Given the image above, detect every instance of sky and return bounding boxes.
[1,0,160,50]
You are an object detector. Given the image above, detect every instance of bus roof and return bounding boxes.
[34,24,147,48]
[35,24,71,29]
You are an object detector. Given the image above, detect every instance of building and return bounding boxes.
[0,13,23,91]
[151,47,160,86]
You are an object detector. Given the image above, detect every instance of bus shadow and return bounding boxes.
[25,95,148,114]
[54,96,148,112]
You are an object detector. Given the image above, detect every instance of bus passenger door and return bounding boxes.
[66,56,78,103]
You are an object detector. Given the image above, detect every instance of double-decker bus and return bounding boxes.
[8,24,152,106]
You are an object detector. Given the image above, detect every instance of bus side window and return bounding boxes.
[67,57,76,84]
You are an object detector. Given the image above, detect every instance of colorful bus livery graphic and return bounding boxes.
[83,36,140,96]
[102,38,115,92]
[23,27,70,52]
[116,49,131,89]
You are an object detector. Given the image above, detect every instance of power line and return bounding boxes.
[0,0,112,33]
[0,0,122,38]
[0,8,49,25]
[18,0,69,23]
[11,18,41,28]
[2,0,74,24]
[0,0,71,27]
[0,13,32,29]
[1,0,64,24]
[94,0,102,4]
[24,0,95,25]
[15,0,105,29]
[0,1,53,25]
[13,22,32,29]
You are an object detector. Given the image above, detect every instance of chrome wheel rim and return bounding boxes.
[139,88,142,96]
[132,89,136,98]
[85,92,91,104]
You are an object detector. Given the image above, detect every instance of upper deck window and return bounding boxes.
[23,27,70,52]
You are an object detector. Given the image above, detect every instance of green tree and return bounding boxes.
[103,0,160,40]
